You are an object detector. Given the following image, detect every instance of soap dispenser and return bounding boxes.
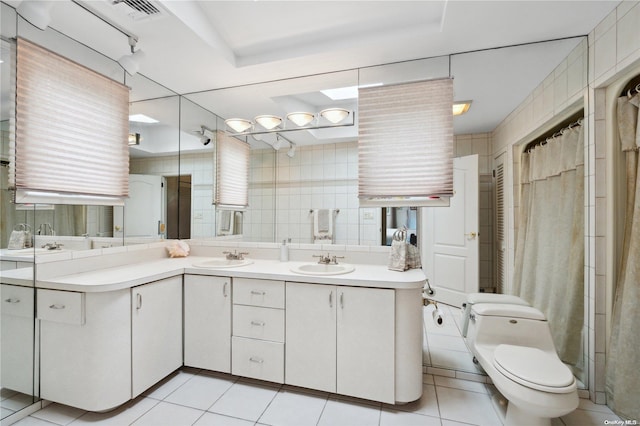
[280,239,289,262]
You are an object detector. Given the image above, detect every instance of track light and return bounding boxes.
[255,115,282,130]
[17,1,53,30]
[287,142,296,158]
[118,36,145,76]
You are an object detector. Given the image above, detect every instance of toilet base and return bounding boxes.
[505,402,552,426]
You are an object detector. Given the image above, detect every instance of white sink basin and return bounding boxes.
[192,258,253,268]
[290,263,355,276]
[5,247,64,256]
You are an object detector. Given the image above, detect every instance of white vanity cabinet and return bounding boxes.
[38,287,131,411]
[285,282,395,403]
[231,278,285,384]
[1,284,35,396]
[184,274,231,372]
[131,276,183,397]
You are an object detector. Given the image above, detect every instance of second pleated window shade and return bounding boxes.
[215,131,250,209]
[358,78,454,206]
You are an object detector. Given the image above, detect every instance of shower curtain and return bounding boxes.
[513,123,584,366]
[606,93,640,421]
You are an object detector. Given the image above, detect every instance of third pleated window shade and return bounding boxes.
[215,131,250,209]
[358,78,454,206]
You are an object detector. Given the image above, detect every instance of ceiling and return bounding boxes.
[4,0,620,147]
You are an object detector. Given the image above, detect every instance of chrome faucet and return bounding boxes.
[223,250,249,260]
[313,253,345,265]
[41,242,63,250]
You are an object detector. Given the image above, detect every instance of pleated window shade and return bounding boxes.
[215,131,250,209]
[11,38,130,206]
[358,78,454,207]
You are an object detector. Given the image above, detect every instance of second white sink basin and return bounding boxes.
[291,263,355,276]
[192,258,253,268]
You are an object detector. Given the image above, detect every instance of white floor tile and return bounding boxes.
[441,420,476,426]
[435,376,488,394]
[258,388,327,426]
[577,398,617,414]
[12,416,60,426]
[1,393,36,411]
[193,412,255,426]
[1,406,16,418]
[131,401,204,426]
[385,384,439,418]
[208,382,278,422]
[0,388,19,400]
[69,397,158,425]
[164,373,236,410]
[31,403,86,425]
[379,409,441,426]
[561,408,621,425]
[143,370,198,401]
[317,397,381,426]
[436,386,502,426]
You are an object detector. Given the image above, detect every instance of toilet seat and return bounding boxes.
[493,344,575,394]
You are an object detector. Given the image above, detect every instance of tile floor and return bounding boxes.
[7,305,622,426]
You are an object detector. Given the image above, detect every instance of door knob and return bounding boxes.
[465,232,478,239]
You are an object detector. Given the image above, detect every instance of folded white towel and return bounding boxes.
[313,209,333,242]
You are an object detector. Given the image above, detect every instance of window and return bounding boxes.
[358,78,453,207]
[11,38,129,205]
[214,131,250,209]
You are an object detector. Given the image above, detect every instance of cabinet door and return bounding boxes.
[1,284,34,396]
[132,276,183,397]
[285,282,336,393]
[184,275,231,372]
[337,286,395,403]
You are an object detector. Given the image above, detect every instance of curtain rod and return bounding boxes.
[526,117,584,153]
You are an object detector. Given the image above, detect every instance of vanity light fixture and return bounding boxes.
[320,108,350,124]
[225,118,253,133]
[286,112,315,127]
[452,101,472,116]
[129,114,158,123]
[255,115,283,130]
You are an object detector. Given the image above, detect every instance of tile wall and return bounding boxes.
[490,0,640,404]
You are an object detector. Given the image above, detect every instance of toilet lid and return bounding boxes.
[493,344,575,393]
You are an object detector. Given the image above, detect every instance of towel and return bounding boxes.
[220,210,232,231]
[313,209,333,242]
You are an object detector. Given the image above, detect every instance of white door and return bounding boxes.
[422,154,479,308]
[114,174,165,237]
[184,275,231,373]
[285,282,337,393]
[131,276,182,397]
[337,286,395,404]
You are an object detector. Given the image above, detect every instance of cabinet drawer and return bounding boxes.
[233,305,284,342]
[232,336,284,383]
[233,278,284,309]
[1,285,34,318]
[37,289,85,325]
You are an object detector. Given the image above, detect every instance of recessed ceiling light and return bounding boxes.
[129,114,159,123]
[453,101,472,116]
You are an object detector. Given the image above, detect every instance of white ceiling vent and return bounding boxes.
[111,0,164,21]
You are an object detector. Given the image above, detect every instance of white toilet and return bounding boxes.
[465,303,578,426]
[461,292,530,337]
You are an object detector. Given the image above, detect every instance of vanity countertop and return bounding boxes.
[35,256,426,293]
[0,265,34,286]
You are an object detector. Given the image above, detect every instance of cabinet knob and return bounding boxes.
[223,282,228,298]
[250,320,265,327]
[249,356,264,364]
[4,298,20,304]
[49,304,65,310]
[250,290,266,296]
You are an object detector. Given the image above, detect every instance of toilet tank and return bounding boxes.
[466,303,557,354]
